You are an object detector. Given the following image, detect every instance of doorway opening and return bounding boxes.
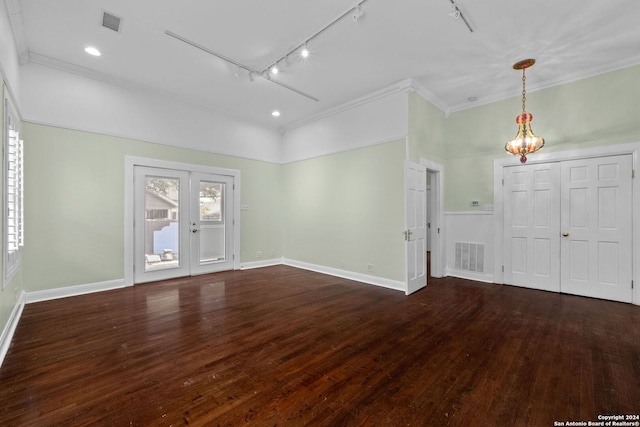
[421,158,444,279]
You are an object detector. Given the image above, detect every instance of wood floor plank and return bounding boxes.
[1,265,640,426]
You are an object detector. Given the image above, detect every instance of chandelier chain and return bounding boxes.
[521,68,526,113]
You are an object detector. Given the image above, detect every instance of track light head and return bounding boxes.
[270,64,279,76]
[352,5,364,22]
[448,6,460,19]
[300,44,310,59]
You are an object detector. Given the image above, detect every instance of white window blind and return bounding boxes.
[4,94,24,287]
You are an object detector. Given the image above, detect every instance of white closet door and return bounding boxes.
[560,155,633,303]
[503,162,561,292]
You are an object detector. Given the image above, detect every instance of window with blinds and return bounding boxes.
[4,94,24,287]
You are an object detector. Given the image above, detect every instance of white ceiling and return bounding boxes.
[9,0,640,131]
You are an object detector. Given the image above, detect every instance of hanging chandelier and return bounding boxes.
[505,58,544,163]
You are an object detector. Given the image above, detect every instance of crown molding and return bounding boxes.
[283,79,419,132]
[27,52,282,132]
[447,58,640,114]
[407,79,451,115]
[3,0,29,65]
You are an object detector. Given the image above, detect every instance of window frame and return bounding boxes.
[3,91,24,288]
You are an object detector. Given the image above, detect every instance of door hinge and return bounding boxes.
[502,178,504,186]
[632,170,635,179]
[502,265,504,272]
[632,280,634,289]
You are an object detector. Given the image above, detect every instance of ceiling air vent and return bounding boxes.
[102,11,122,32]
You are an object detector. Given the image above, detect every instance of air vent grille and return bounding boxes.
[454,242,485,273]
[102,11,122,32]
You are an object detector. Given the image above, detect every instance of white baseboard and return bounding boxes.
[445,268,495,284]
[26,279,129,304]
[0,290,26,368]
[239,258,284,270]
[283,258,405,292]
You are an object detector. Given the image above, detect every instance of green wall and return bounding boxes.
[282,140,406,282]
[443,65,640,211]
[408,92,446,164]
[22,123,283,291]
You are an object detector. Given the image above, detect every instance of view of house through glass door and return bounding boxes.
[133,166,234,283]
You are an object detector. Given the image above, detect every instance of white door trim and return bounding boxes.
[493,141,640,305]
[420,157,445,278]
[124,156,241,286]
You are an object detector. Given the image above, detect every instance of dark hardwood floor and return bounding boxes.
[1,264,639,426]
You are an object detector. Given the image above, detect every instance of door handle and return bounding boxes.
[562,232,569,237]
[192,229,198,233]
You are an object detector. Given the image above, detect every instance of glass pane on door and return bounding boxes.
[144,176,181,271]
[198,180,226,264]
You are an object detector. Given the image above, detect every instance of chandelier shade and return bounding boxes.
[505,59,544,163]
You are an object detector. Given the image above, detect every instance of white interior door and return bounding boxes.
[134,167,235,283]
[560,155,633,302]
[405,161,427,295]
[503,162,561,292]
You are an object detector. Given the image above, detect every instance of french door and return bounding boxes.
[503,154,633,303]
[134,166,234,283]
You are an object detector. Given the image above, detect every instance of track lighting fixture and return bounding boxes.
[300,44,310,59]
[352,5,364,22]
[446,0,474,32]
[165,0,370,104]
[448,5,460,19]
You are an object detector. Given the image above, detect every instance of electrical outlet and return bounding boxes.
[367,263,375,272]
[256,251,262,258]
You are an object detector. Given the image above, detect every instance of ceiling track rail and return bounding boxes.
[447,0,474,33]
[164,30,319,102]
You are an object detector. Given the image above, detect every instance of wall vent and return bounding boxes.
[455,242,485,273]
[102,11,122,32]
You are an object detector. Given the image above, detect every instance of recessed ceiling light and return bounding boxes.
[84,46,101,56]
[272,110,281,117]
